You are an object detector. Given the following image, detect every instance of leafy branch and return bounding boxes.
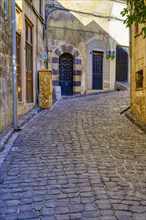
[121,0,146,38]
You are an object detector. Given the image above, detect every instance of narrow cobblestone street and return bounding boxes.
[0,90,146,220]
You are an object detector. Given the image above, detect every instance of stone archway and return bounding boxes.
[59,53,74,96]
[52,44,82,95]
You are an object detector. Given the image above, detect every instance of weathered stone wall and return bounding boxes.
[46,3,110,94]
[45,0,128,94]
[16,0,45,117]
[0,0,45,133]
[131,23,146,123]
[0,1,13,133]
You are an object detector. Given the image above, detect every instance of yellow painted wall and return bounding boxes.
[39,69,52,108]
[131,23,146,123]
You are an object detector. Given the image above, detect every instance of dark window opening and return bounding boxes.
[135,23,139,35]
[136,70,143,89]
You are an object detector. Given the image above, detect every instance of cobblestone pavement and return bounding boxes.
[0,91,146,220]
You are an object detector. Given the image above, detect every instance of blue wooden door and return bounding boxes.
[59,53,73,96]
[92,52,103,90]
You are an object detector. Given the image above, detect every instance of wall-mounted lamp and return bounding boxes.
[106,51,115,59]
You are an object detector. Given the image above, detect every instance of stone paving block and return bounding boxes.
[100,209,114,216]
[19,204,33,212]
[33,195,44,202]
[40,217,56,220]
[6,200,19,207]
[101,217,117,220]
[3,213,18,220]
[132,213,146,220]
[17,211,40,219]
[41,207,54,217]
[55,206,70,214]
[115,210,132,220]
[33,202,44,210]
[70,204,84,213]
[56,214,70,220]
[81,196,95,204]
[98,203,112,210]
[82,210,100,218]
[113,203,129,211]
[130,206,146,213]
[70,213,82,219]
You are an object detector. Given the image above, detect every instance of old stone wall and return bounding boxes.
[16,0,45,118]
[47,7,111,94]
[131,23,146,123]
[0,1,13,133]
[0,0,45,133]
[45,0,128,94]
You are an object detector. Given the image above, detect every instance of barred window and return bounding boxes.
[136,70,143,89]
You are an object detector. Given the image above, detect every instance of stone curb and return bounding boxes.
[0,106,42,153]
[125,110,146,134]
[61,89,117,100]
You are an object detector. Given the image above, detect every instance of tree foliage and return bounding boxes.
[121,0,146,37]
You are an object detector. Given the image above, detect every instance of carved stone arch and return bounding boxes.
[53,44,80,58]
[52,44,82,95]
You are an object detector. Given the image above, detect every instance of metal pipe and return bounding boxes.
[45,4,124,22]
[11,0,18,129]
[35,16,39,103]
[45,8,57,69]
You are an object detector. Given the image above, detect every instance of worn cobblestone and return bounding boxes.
[0,91,146,220]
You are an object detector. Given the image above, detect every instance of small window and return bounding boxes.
[136,70,143,89]
[25,21,32,45]
[16,10,21,33]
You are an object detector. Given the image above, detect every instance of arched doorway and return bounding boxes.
[59,53,74,96]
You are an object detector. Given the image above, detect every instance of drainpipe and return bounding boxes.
[11,0,18,130]
[35,16,39,103]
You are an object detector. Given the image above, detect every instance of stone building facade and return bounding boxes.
[0,0,13,133]
[130,23,146,123]
[45,0,129,96]
[16,0,45,118]
[0,0,45,133]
